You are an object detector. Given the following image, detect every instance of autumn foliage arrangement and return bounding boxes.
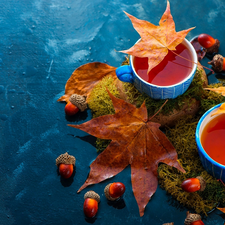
[58,0,225,219]
[57,0,197,217]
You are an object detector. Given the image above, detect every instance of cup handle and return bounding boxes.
[116,65,134,83]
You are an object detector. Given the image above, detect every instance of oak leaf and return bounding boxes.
[69,91,185,216]
[205,87,225,96]
[58,62,117,103]
[120,0,195,73]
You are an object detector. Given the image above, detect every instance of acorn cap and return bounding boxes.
[84,191,100,203]
[208,54,224,72]
[196,176,206,191]
[104,183,118,201]
[163,223,174,225]
[69,94,87,112]
[184,212,201,225]
[56,152,76,166]
[206,39,220,54]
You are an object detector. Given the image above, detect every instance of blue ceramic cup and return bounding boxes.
[116,38,198,99]
[196,103,225,182]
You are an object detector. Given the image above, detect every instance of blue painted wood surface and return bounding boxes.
[1,0,225,224]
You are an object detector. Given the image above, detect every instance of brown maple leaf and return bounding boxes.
[205,87,225,96]
[69,91,185,216]
[120,0,195,73]
[58,62,117,103]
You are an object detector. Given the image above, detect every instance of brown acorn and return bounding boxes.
[69,94,87,112]
[83,191,100,218]
[56,152,76,179]
[104,182,125,201]
[181,176,206,193]
[198,33,220,54]
[208,54,225,73]
[184,211,204,225]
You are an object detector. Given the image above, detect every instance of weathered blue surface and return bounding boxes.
[1,0,225,224]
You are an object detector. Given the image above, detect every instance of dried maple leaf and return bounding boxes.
[211,102,225,117]
[205,87,225,96]
[69,91,185,216]
[120,0,195,73]
[58,62,117,103]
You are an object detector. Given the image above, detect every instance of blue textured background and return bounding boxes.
[1,0,225,224]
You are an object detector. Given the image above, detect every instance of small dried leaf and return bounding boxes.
[211,102,225,117]
[205,87,225,96]
[58,62,117,103]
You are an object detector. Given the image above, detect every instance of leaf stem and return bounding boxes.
[170,49,214,73]
[148,99,168,121]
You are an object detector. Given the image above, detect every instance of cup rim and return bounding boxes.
[195,102,225,169]
[130,38,198,88]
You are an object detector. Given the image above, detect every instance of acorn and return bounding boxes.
[69,94,87,112]
[56,152,76,179]
[64,94,87,116]
[83,191,100,218]
[104,182,126,201]
[184,211,204,225]
[163,223,174,225]
[208,54,225,73]
[181,176,206,193]
[198,33,220,54]
[65,101,79,116]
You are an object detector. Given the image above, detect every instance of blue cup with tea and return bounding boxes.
[116,38,198,99]
[196,103,225,182]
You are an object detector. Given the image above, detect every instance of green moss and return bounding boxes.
[158,116,225,215]
[88,76,120,118]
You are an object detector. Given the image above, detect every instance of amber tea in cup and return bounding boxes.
[201,113,225,165]
[133,43,193,86]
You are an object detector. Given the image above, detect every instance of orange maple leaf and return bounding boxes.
[69,91,185,216]
[120,0,195,73]
[58,62,117,103]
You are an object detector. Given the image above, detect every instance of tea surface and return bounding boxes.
[133,43,193,86]
[201,113,225,165]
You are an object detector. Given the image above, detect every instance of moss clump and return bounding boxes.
[88,76,120,118]
[158,116,225,215]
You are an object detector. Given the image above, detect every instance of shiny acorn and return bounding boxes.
[184,211,204,225]
[56,152,76,179]
[104,182,126,201]
[208,54,225,73]
[198,33,220,54]
[65,101,79,116]
[64,94,87,116]
[181,176,206,193]
[83,191,100,218]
